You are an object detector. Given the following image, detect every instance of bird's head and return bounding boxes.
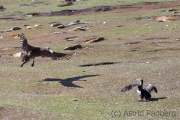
[136,78,143,86]
[13,52,24,58]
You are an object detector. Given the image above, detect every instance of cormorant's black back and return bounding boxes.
[141,89,151,101]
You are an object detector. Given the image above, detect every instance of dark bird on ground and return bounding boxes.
[14,33,74,67]
[121,78,157,102]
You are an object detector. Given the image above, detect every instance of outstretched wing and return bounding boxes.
[18,33,37,54]
[41,49,75,60]
[121,84,139,92]
[145,84,157,93]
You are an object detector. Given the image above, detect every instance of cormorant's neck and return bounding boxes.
[140,80,143,87]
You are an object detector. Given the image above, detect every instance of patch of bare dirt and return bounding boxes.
[145,37,169,40]
[26,1,180,16]
[0,106,41,120]
[26,5,132,16]
[124,41,141,45]
[19,1,51,6]
[0,17,24,21]
[147,47,180,52]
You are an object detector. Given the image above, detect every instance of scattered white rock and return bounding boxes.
[10,26,21,31]
[146,61,151,64]
[4,30,12,32]
[103,21,107,24]
[34,24,42,27]
[54,32,62,34]
[54,31,66,34]
[73,26,88,31]
[27,26,32,29]
[26,15,33,17]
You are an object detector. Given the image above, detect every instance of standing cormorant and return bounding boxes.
[121,78,157,102]
[14,33,74,67]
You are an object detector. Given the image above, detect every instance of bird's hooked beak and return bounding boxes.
[13,52,23,58]
[136,78,143,82]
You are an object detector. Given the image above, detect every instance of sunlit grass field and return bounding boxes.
[0,0,180,119]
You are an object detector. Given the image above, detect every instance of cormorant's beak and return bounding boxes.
[136,78,143,81]
[13,52,23,58]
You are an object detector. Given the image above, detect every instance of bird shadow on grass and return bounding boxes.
[150,97,167,101]
[41,74,100,88]
[78,62,120,67]
[138,97,167,102]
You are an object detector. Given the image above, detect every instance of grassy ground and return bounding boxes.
[0,0,180,119]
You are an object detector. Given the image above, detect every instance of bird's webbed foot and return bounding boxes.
[31,62,34,67]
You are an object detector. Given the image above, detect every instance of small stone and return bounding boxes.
[0,5,5,10]
[103,21,107,24]
[51,23,61,27]
[23,24,30,26]
[64,44,82,50]
[54,32,62,34]
[34,24,42,27]
[10,26,21,31]
[72,99,78,101]
[57,25,66,28]
[27,26,32,29]
[146,61,151,64]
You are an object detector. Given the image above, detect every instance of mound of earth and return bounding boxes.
[25,1,180,16]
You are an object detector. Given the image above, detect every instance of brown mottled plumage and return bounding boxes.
[18,33,74,67]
